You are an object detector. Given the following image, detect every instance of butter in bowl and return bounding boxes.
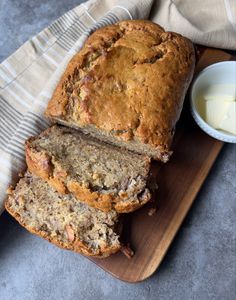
[190,61,236,143]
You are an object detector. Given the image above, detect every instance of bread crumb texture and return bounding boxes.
[25,126,151,213]
[5,172,121,257]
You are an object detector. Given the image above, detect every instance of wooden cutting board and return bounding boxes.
[89,48,235,282]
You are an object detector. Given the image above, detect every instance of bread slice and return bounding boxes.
[45,20,195,162]
[25,125,152,213]
[5,172,120,258]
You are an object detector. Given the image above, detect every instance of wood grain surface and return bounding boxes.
[89,48,234,282]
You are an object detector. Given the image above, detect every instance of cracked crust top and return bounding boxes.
[45,20,195,161]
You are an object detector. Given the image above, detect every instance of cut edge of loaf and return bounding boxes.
[25,126,152,213]
[5,172,121,258]
[49,119,171,162]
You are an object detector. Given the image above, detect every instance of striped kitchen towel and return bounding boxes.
[0,0,154,214]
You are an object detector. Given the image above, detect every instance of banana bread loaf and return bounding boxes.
[45,20,195,162]
[25,125,152,213]
[5,172,120,258]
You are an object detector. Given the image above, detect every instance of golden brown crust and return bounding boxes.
[25,128,151,213]
[45,20,195,161]
[67,181,150,213]
[5,186,120,258]
[67,181,115,212]
[25,139,67,195]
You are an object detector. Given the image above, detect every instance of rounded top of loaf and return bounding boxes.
[45,20,195,160]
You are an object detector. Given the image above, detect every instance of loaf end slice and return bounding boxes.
[5,172,121,258]
[45,20,195,161]
[25,126,152,213]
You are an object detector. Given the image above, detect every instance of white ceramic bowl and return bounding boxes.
[190,61,236,143]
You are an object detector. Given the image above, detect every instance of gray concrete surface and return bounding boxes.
[0,1,235,299]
